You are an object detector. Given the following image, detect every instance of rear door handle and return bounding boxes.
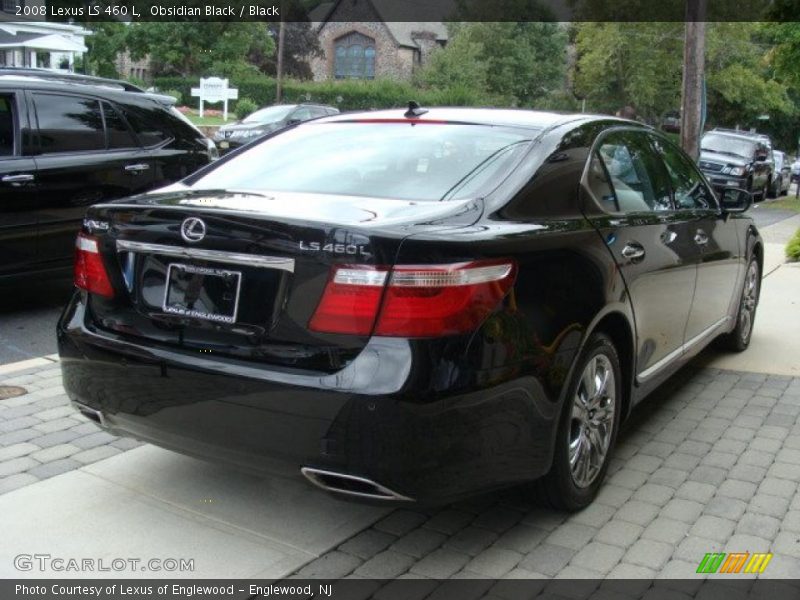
[2,174,34,183]
[694,229,709,246]
[124,163,150,173]
[621,242,646,261]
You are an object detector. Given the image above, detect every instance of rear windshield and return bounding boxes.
[187,122,536,201]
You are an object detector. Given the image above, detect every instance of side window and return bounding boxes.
[0,94,15,156]
[102,102,138,150]
[308,106,328,119]
[651,136,716,210]
[595,131,673,213]
[291,107,312,122]
[120,106,171,147]
[33,93,104,153]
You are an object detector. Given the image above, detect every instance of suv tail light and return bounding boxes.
[74,232,114,298]
[309,260,516,337]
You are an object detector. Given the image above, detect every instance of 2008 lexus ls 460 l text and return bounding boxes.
[57,107,761,510]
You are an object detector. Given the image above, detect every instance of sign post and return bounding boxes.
[190,77,239,121]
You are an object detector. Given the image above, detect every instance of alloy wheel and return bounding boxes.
[568,354,616,489]
[739,260,759,343]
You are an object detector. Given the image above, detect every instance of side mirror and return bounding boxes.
[720,187,752,213]
[756,152,768,162]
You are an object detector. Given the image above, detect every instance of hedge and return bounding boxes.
[152,76,493,112]
[787,228,800,262]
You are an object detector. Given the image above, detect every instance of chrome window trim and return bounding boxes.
[115,239,295,272]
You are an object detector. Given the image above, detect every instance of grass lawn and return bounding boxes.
[760,195,800,213]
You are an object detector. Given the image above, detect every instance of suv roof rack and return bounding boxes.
[0,67,145,93]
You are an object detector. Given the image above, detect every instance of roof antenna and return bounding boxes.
[404,101,428,118]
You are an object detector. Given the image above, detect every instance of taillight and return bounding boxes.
[74,232,114,298]
[309,260,516,338]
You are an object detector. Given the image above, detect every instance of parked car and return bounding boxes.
[59,107,762,510]
[661,110,680,133]
[698,129,773,201]
[213,103,339,153]
[771,150,791,197]
[0,68,216,284]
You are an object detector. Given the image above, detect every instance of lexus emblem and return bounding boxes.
[181,217,206,243]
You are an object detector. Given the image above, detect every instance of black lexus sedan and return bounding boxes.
[58,107,762,510]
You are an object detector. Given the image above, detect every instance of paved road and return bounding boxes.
[0,278,73,365]
[1,360,798,580]
[0,200,796,366]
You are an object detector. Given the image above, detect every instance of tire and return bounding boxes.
[757,180,768,202]
[719,256,760,352]
[767,176,777,199]
[533,333,622,511]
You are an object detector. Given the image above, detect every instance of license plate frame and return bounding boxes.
[162,263,242,324]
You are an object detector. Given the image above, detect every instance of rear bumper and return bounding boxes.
[57,293,560,504]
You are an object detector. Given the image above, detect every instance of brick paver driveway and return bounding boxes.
[1,359,799,580]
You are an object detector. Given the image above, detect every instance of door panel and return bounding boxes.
[0,91,38,277]
[584,131,698,379]
[650,134,740,342]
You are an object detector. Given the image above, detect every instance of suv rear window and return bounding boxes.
[33,93,104,153]
[188,122,534,201]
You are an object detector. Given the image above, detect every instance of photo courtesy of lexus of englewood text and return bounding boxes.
[1,0,800,599]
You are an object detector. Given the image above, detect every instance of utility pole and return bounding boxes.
[679,0,707,160]
[275,16,286,103]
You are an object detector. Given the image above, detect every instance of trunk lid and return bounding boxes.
[84,189,480,373]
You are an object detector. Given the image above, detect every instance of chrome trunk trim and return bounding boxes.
[115,240,295,272]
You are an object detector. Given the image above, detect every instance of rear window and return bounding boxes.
[187,122,535,201]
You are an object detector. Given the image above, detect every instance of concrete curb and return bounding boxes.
[0,354,59,376]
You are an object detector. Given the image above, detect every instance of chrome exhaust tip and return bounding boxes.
[72,402,105,427]
[300,467,413,502]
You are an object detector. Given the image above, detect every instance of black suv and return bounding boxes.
[213,103,339,152]
[698,129,773,201]
[0,69,217,283]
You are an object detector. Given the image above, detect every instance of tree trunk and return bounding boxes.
[680,0,707,160]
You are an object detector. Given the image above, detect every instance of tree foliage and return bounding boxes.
[83,22,127,78]
[416,22,568,106]
[573,22,793,130]
[125,22,274,78]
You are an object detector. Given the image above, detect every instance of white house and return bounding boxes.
[0,1,89,70]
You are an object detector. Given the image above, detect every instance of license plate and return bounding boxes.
[219,141,229,149]
[163,263,241,323]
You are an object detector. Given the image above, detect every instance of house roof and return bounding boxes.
[312,0,451,48]
[0,30,87,52]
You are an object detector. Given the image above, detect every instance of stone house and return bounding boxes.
[308,0,451,81]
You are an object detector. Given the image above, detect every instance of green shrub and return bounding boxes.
[235,97,258,121]
[153,74,507,114]
[161,89,183,104]
[787,228,800,262]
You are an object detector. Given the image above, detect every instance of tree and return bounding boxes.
[83,22,127,78]
[416,22,568,107]
[572,22,793,128]
[125,22,274,78]
[248,21,322,80]
[573,22,684,122]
